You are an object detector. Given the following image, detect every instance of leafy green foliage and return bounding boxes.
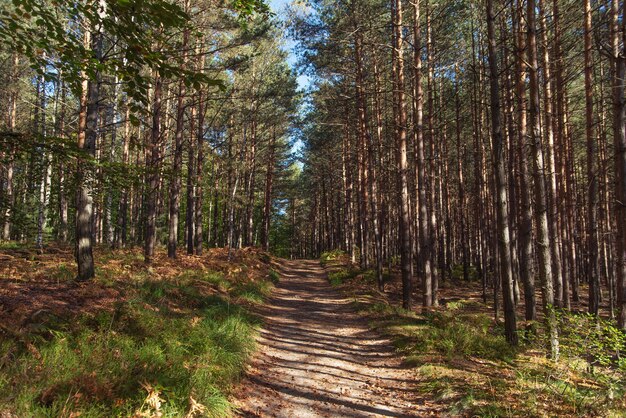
[320,249,345,266]
[327,268,358,286]
[268,269,280,284]
[550,309,626,376]
[0,0,270,106]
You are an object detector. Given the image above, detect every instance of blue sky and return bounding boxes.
[269,0,311,159]
[269,0,311,92]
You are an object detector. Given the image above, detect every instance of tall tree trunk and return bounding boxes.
[3,54,18,241]
[612,0,626,329]
[412,0,432,308]
[487,0,518,345]
[553,0,572,309]
[144,73,162,264]
[36,70,50,250]
[167,35,188,258]
[187,102,197,254]
[58,78,69,242]
[584,0,600,315]
[261,127,275,251]
[539,3,564,308]
[76,8,104,279]
[393,0,413,310]
[528,0,558,359]
[195,91,205,255]
[514,0,535,320]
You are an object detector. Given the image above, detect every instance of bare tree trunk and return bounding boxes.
[57,78,68,242]
[76,9,104,279]
[514,0,535,320]
[144,73,162,264]
[186,102,197,255]
[487,0,517,345]
[393,0,413,310]
[167,35,188,258]
[528,0,558,359]
[584,0,600,315]
[36,70,50,250]
[3,54,18,241]
[552,0,571,310]
[412,0,432,308]
[612,0,626,330]
[539,3,564,308]
[261,127,275,251]
[195,91,205,255]
[117,101,131,248]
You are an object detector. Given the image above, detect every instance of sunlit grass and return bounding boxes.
[325,255,626,417]
[0,264,272,416]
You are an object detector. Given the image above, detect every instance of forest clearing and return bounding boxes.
[1,0,626,416]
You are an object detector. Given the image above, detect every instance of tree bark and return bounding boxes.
[584,0,600,315]
[612,0,626,329]
[392,0,413,310]
[144,73,162,264]
[528,0,558,359]
[487,0,518,345]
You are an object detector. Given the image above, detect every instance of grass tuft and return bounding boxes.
[0,259,271,417]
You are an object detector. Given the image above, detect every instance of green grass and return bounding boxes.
[268,269,280,284]
[231,280,273,303]
[0,269,270,417]
[0,241,24,250]
[327,268,359,286]
[320,249,346,266]
[367,299,626,416]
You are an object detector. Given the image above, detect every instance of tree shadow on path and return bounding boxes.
[234,260,436,417]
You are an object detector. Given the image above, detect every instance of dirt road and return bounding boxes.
[234,260,427,417]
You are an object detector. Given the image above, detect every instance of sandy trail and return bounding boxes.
[234,259,428,417]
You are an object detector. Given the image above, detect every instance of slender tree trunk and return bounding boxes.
[514,0,535,320]
[167,31,188,258]
[3,54,18,241]
[261,127,275,251]
[584,0,600,315]
[195,91,205,255]
[393,0,413,310]
[58,78,68,242]
[528,0,558,359]
[412,0,432,308]
[613,0,626,330]
[76,10,104,279]
[487,0,517,345]
[144,73,162,264]
[187,102,197,254]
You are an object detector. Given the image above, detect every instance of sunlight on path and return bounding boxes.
[233,260,431,417]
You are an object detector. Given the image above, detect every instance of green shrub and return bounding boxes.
[554,310,626,369]
[268,269,280,284]
[328,268,357,286]
[450,264,480,281]
[320,249,345,266]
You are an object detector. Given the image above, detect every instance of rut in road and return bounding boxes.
[234,259,431,417]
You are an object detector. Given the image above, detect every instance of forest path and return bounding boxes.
[233,259,428,417]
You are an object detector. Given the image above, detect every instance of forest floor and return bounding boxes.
[233,259,440,417]
[0,243,279,417]
[319,252,626,417]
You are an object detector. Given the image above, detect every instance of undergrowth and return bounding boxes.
[0,254,276,417]
[320,249,346,267]
[326,256,626,417]
[328,268,358,286]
